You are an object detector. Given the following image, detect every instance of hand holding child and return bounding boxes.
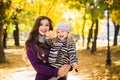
[58,64,70,77]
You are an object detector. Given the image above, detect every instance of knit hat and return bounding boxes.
[56,22,71,32]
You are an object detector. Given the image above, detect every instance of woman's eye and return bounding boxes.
[40,24,43,26]
[45,24,49,27]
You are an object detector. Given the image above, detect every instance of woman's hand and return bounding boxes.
[58,65,70,77]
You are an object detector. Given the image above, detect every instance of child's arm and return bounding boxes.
[44,31,56,47]
[68,40,78,63]
[68,37,78,72]
[44,38,54,47]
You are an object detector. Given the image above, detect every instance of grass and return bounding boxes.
[0,43,120,80]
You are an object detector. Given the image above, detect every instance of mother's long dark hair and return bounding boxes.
[25,16,53,48]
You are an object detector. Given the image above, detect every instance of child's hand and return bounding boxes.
[72,62,78,72]
[45,31,56,39]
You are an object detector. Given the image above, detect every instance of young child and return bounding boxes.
[45,22,78,80]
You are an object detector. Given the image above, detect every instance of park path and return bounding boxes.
[4,41,85,80]
[4,40,111,80]
[5,67,85,80]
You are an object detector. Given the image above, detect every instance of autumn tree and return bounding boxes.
[66,0,106,53]
[0,0,11,63]
[110,0,120,46]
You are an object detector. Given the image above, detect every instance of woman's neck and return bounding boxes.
[38,34,46,43]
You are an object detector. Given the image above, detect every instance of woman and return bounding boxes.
[25,16,70,80]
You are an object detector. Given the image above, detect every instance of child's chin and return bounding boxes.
[59,38,65,40]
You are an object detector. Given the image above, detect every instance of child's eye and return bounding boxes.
[57,32,60,34]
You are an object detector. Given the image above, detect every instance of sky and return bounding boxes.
[98,19,120,40]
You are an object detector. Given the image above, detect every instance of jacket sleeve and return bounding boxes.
[45,38,54,47]
[26,43,58,77]
[68,40,78,64]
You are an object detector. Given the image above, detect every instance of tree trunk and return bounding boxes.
[3,28,7,48]
[0,1,6,63]
[0,27,5,63]
[113,23,119,46]
[82,14,86,47]
[13,22,20,46]
[86,22,94,50]
[91,19,98,53]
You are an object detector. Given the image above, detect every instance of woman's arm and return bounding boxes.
[26,43,70,77]
[26,44,58,77]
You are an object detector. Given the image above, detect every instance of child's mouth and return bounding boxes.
[60,35,64,38]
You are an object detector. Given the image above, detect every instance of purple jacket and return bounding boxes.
[26,41,67,80]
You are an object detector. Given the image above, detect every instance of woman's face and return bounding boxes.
[39,19,50,36]
[57,29,68,40]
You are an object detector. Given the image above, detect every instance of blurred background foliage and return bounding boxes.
[1,0,120,35]
[0,0,120,79]
[0,0,120,62]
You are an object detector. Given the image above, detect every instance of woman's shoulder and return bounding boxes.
[26,41,35,48]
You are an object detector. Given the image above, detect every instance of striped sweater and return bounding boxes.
[45,37,78,68]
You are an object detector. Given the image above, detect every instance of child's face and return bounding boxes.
[39,19,50,36]
[57,29,68,40]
